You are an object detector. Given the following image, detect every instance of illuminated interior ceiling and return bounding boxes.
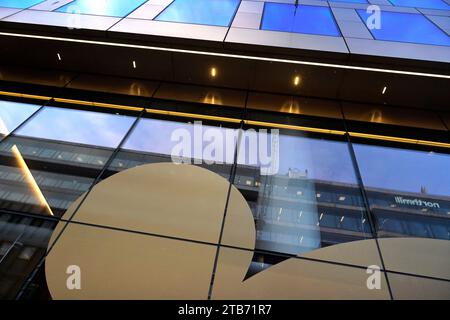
[0,0,448,111]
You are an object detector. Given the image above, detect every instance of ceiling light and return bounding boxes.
[210,67,217,78]
[293,75,300,86]
[57,53,62,61]
[2,32,449,79]
[382,86,387,94]
[132,60,137,69]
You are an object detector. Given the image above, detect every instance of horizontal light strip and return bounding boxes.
[1,90,448,148]
[145,108,241,124]
[0,90,51,101]
[349,132,450,149]
[244,120,345,135]
[0,32,449,79]
[53,98,143,112]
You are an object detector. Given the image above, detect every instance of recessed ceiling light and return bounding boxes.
[57,53,62,61]
[132,60,137,69]
[293,75,300,86]
[382,86,387,94]
[210,67,217,78]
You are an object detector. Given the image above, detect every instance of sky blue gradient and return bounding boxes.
[358,10,450,46]
[56,0,147,17]
[0,101,40,135]
[0,0,43,9]
[354,144,450,197]
[15,107,136,148]
[327,0,368,3]
[261,3,341,37]
[122,118,237,164]
[156,0,241,27]
[389,0,450,10]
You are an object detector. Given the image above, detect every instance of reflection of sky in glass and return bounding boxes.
[330,0,367,2]
[261,3,341,37]
[0,0,43,9]
[238,133,356,184]
[156,0,241,27]
[354,144,450,197]
[15,107,135,148]
[0,101,40,136]
[390,0,450,10]
[56,0,147,17]
[358,10,450,47]
[122,118,237,164]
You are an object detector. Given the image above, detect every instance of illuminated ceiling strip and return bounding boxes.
[145,108,241,124]
[244,120,345,135]
[0,32,449,79]
[349,132,450,148]
[53,98,144,112]
[0,90,51,101]
[11,145,54,216]
[1,91,448,148]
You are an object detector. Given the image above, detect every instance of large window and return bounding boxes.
[224,129,372,261]
[56,0,147,17]
[0,0,43,9]
[0,213,55,299]
[156,0,241,27]
[354,143,450,240]
[357,10,450,47]
[15,106,135,148]
[0,101,40,138]
[0,105,136,217]
[389,0,450,10]
[261,3,341,37]
[107,116,238,181]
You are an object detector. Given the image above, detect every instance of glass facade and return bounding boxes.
[56,0,148,17]
[389,0,450,10]
[0,101,40,138]
[156,0,241,27]
[261,3,341,37]
[357,10,450,47]
[106,116,238,181]
[354,144,450,240]
[0,0,43,9]
[0,97,448,299]
[0,107,136,218]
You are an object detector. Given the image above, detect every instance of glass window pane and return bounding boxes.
[0,135,111,217]
[156,0,241,27]
[55,0,147,17]
[230,129,371,258]
[328,0,367,3]
[15,107,136,149]
[107,117,238,181]
[357,10,450,47]
[0,213,55,299]
[0,101,40,137]
[0,0,44,9]
[354,143,450,240]
[390,0,450,10]
[0,106,134,217]
[261,3,341,37]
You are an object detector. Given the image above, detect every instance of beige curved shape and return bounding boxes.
[68,163,246,244]
[212,247,390,300]
[46,163,253,299]
[46,163,450,299]
[378,237,450,280]
[213,237,450,300]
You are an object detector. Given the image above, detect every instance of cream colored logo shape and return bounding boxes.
[46,163,450,300]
